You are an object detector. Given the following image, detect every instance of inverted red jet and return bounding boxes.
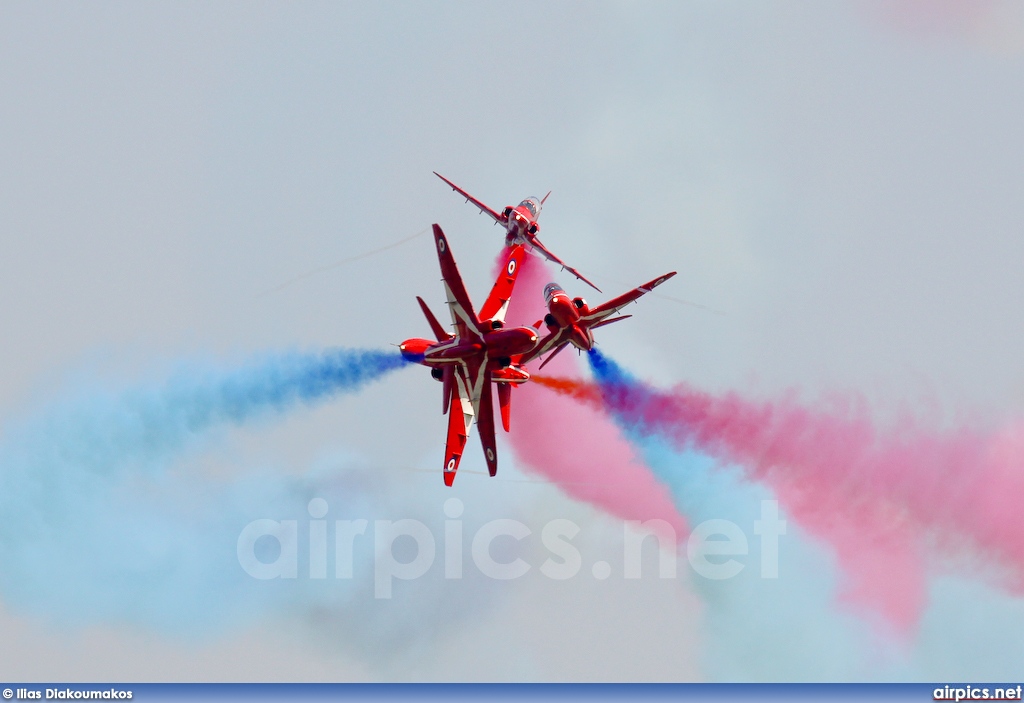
[434,171,602,293]
[399,224,539,485]
[519,272,677,370]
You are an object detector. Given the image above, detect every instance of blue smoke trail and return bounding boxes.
[0,348,411,636]
[0,348,407,476]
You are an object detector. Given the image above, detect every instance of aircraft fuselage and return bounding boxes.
[399,326,538,378]
[502,198,542,246]
[543,282,594,351]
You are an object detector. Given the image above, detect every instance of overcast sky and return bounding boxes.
[2,1,1024,682]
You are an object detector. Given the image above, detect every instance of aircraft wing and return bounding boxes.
[527,235,602,293]
[476,376,498,476]
[518,327,569,367]
[442,367,474,486]
[434,172,506,225]
[497,382,512,433]
[478,244,526,325]
[582,272,677,323]
[432,224,486,342]
[536,341,570,370]
[442,354,492,485]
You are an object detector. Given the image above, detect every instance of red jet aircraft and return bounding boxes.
[434,172,602,293]
[519,273,677,370]
[399,224,539,485]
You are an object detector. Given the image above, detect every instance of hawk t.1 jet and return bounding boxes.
[399,224,538,485]
[520,272,677,370]
[434,171,601,293]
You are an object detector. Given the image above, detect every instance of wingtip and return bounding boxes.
[645,271,677,290]
[567,268,602,293]
[433,171,457,190]
[432,224,450,250]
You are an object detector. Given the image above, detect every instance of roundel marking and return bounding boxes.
[438,237,447,253]
[486,448,495,462]
[445,458,457,472]
[507,258,517,276]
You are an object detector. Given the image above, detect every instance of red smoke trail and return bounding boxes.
[537,360,1024,635]
[530,375,602,405]
[500,254,686,534]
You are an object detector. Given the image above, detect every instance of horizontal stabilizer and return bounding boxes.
[497,383,512,432]
[591,314,632,330]
[417,296,451,342]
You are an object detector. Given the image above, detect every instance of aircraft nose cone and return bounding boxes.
[399,338,431,360]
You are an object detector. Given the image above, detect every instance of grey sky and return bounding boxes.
[1,1,1023,682]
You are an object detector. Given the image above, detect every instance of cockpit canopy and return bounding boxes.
[519,198,541,219]
[543,282,564,300]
